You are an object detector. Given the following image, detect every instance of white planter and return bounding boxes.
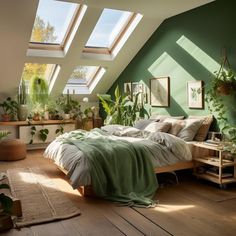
[18,104,28,121]
[64,113,70,120]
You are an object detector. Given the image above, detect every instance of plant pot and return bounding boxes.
[217,83,232,95]
[63,113,70,120]
[0,215,13,231]
[33,113,41,121]
[18,104,28,121]
[1,114,10,122]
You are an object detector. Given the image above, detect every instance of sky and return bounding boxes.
[33,0,131,47]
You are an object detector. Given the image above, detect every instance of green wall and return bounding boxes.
[109,0,236,125]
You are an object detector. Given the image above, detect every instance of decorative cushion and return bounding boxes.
[169,121,185,136]
[144,122,171,133]
[177,119,203,141]
[133,119,157,130]
[189,115,214,141]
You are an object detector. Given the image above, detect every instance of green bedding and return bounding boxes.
[61,130,158,207]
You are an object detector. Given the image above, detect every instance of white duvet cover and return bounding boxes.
[44,126,192,189]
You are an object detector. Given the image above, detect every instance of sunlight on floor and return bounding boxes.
[18,171,80,196]
[154,204,195,212]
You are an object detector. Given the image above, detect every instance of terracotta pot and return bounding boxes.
[33,113,41,121]
[1,114,10,122]
[217,83,232,95]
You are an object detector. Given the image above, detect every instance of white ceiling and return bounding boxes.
[0,0,213,101]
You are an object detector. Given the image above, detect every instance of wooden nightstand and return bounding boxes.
[193,142,236,188]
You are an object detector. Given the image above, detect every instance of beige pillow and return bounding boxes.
[189,115,213,141]
[169,120,185,136]
[177,119,203,141]
[144,122,171,133]
[150,113,184,122]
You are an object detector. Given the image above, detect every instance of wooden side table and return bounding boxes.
[193,142,236,188]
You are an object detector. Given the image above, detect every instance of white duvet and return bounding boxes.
[44,126,192,189]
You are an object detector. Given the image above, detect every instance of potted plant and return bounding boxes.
[209,55,236,96]
[206,54,236,143]
[97,85,149,126]
[0,97,18,122]
[17,79,28,121]
[0,183,13,231]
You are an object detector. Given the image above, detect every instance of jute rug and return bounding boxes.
[7,167,81,228]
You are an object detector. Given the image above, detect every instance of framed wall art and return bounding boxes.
[131,82,144,102]
[124,82,132,94]
[150,77,170,107]
[187,80,204,109]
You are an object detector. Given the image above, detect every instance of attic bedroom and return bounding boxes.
[1,0,236,235]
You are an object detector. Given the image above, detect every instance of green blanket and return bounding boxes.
[61,130,158,207]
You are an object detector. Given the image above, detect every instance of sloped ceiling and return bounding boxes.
[0,0,213,101]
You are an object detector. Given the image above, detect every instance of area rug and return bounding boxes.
[7,167,81,228]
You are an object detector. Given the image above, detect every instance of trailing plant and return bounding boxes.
[206,54,236,143]
[0,130,10,140]
[39,128,49,142]
[55,123,64,135]
[98,85,149,126]
[28,124,36,144]
[29,76,49,106]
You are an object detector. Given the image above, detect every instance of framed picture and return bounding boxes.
[131,82,144,102]
[150,77,170,107]
[187,80,204,109]
[124,82,132,94]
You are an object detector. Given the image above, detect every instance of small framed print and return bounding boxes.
[131,82,144,102]
[124,82,132,94]
[187,80,204,109]
[150,77,170,107]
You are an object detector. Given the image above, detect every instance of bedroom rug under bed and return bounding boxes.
[7,167,81,228]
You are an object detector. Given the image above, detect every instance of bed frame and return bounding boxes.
[58,161,194,197]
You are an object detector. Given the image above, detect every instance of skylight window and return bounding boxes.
[86,9,132,48]
[83,8,142,59]
[21,63,57,84]
[64,66,106,94]
[67,66,100,86]
[29,0,80,48]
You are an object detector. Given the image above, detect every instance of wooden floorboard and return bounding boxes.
[1,150,236,236]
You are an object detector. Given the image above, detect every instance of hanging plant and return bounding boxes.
[29,76,49,106]
[206,51,236,142]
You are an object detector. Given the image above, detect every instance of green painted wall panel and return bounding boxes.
[109,0,236,126]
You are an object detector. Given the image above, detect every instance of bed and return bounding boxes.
[44,125,194,206]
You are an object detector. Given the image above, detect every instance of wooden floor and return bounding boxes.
[1,150,236,236]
